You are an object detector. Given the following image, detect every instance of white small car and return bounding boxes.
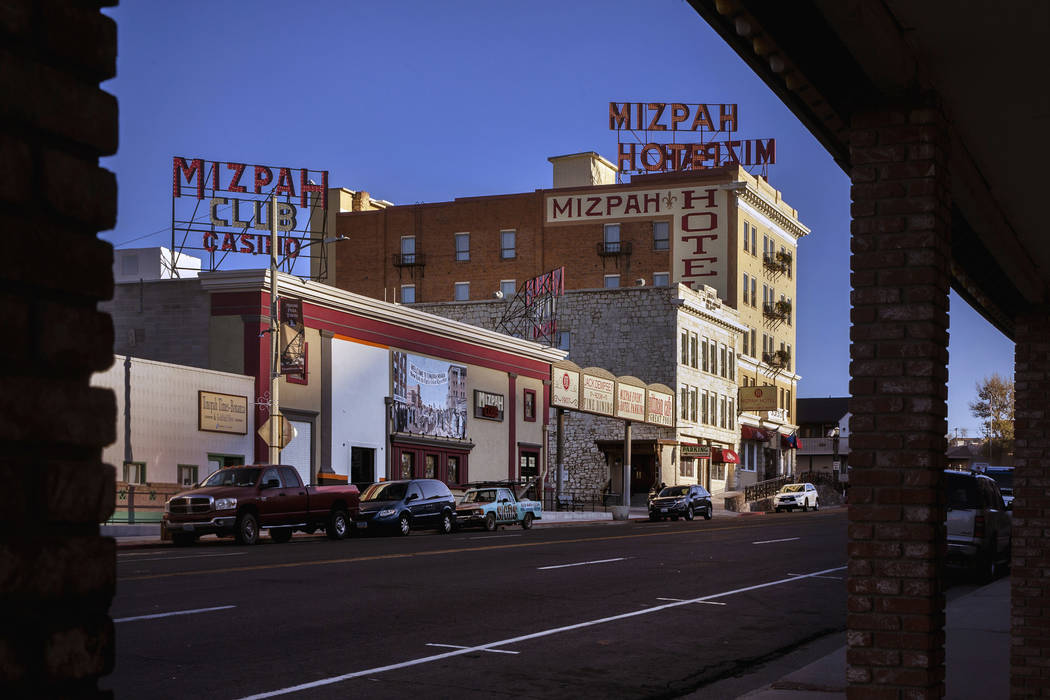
[773,483,819,512]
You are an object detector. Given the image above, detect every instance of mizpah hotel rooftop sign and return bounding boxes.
[609,102,775,175]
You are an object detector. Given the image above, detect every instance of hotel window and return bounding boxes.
[743,220,750,252]
[680,457,694,478]
[751,226,757,256]
[742,331,749,357]
[690,387,698,422]
[400,284,415,304]
[750,328,757,357]
[689,332,698,368]
[454,282,470,301]
[785,388,791,419]
[719,345,728,378]
[787,297,793,325]
[680,387,689,420]
[787,343,792,371]
[500,279,516,298]
[604,274,620,288]
[400,235,415,264]
[500,229,516,259]
[681,330,689,365]
[701,338,709,372]
[652,272,669,287]
[653,221,669,251]
[728,399,735,429]
[123,461,146,485]
[701,390,709,424]
[742,273,749,306]
[557,330,570,351]
[454,232,470,261]
[709,339,717,373]
[177,464,198,487]
[763,235,770,259]
[603,223,621,253]
[720,396,727,428]
[750,277,757,307]
[524,389,536,422]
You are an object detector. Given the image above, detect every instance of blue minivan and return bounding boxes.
[352,479,457,536]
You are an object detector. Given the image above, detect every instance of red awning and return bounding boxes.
[741,425,768,441]
[721,449,739,464]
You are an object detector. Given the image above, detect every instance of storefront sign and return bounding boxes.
[172,156,329,271]
[582,373,615,416]
[608,102,775,175]
[738,386,778,412]
[615,384,646,422]
[473,390,505,421]
[545,185,729,299]
[551,367,580,409]
[680,443,711,459]
[198,391,248,435]
[646,389,675,427]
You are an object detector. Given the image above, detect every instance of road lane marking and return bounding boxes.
[235,564,847,699]
[788,572,842,580]
[426,643,519,655]
[114,605,235,623]
[538,557,626,570]
[468,534,522,540]
[117,552,247,563]
[752,537,800,545]
[656,598,726,605]
[119,515,844,582]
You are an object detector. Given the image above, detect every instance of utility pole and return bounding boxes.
[269,196,281,464]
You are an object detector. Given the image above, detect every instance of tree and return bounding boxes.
[968,373,1014,461]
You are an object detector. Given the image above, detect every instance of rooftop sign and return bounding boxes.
[609,102,775,176]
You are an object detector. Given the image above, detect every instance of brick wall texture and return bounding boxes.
[1012,312,1050,698]
[0,1,118,695]
[846,103,951,699]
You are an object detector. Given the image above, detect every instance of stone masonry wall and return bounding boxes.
[100,279,211,369]
[0,1,119,695]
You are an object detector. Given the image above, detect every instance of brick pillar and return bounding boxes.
[1012,311,1050,697]
[0,1,119,696]
[847,103,951,699]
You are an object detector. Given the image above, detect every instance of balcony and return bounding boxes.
[762,301,788,321]
[761,349,791,369]
[597,241,632,257]
[393,253,426,268]
[776,250,793,270]
[797,436,850,457]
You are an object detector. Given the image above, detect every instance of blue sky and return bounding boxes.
[100,0,1013,436]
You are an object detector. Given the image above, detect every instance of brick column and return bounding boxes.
[847,103,951,699]
[1012,311,1050,698]
[0,1,119,696]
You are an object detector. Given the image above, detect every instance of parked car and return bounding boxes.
[352,479,457,535]
[456,486,543,530]
[773,483,818,512]
[945,469,1011,582]
[648,484,712,521]
[163,465,360,546]
[984,466,1014,509]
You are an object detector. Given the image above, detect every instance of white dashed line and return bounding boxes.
[537,557,626,570]
[116,552,247,563]
[752,537,801,545]
[114,605,236,623]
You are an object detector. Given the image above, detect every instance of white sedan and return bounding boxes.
[773,483,819,512]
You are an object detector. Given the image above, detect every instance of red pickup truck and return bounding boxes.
[163,464,360,546]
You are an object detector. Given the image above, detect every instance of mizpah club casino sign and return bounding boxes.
[172,157,328,271]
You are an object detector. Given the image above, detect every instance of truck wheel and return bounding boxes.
[172,532,196,547]
[327,508,349,540]
[685,506,695,521]
[397,513,411,536]
[438,511,453,534]
[235,512,259,545]
[270,527,292,543]
[484,513,497,531]
[521,512,534,530]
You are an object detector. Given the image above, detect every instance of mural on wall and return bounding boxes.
[391,351,467,439]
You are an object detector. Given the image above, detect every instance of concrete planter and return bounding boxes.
[610,505,631,521]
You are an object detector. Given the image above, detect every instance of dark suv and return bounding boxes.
[648,484,713,521]
[352,479,456,536]
[944,469,1011,581]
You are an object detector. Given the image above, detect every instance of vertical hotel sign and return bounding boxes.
[546,186,729,299]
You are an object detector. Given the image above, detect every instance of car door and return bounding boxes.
[497,489,516,523]
[405,482,429,524]
[257,467,288,526]
[806,484,816,508]
[278,466,309,523]
[982,479,1011,558]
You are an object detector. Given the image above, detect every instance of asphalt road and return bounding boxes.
[105,510,848,699]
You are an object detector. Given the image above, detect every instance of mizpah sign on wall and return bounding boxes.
[171,157,329,274]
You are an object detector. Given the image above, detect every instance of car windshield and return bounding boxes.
[362,482,407,501]
[201,468,261,487]
[779,484,804,493]
[658,486,690,497]
[462,490,496,504]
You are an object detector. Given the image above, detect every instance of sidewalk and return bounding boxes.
[721,576,1010,699]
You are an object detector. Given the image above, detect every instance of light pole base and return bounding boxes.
[610,505,631,521]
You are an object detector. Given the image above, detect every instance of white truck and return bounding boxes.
[455,486,542,531]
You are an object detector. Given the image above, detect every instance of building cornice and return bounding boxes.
[198,270,568,365]
[734,184,811,240]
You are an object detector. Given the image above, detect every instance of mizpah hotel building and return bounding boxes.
[318,154,808,496]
